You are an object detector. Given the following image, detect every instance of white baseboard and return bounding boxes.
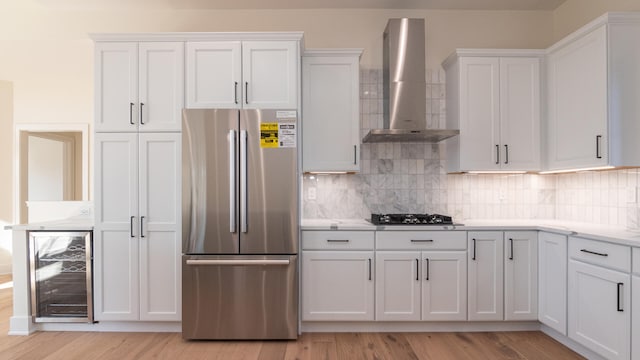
[540,324,606,360]
[9,316,34,335]
[37,321,181,333]
[301,321,540,333]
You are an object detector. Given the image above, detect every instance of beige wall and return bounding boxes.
[553,0,640,41]
[0,81,13,274]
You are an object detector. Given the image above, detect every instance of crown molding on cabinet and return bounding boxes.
[303,48,363,58]
[441,48,545,70]
[89,31,304,42]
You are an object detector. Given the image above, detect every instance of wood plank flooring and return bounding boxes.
[0,274,584,359]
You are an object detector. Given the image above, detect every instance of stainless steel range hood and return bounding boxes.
[362,18,459,143]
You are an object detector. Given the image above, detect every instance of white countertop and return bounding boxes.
[5,217,94,231]
[301,218,640,247]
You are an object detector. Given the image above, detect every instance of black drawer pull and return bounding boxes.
[617,282,624,312]
[580,249,608,257]
[327,239,349,243]
[411,239,434,243]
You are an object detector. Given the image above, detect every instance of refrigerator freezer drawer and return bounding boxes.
[182,254,298,340]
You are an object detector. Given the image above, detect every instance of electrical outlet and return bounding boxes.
[79,207,90,215]
[308,187,317,200]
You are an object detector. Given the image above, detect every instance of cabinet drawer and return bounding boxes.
[302,231,374,250]
[569,236,630,272]
[633,247,640,276]
[376,231,466,250]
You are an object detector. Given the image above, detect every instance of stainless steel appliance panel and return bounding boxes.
[29,231,93,323]
[182,109,240,254]
[239,109,298,254]
[181,254,298,340]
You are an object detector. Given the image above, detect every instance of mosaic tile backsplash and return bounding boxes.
[302,68,640,229]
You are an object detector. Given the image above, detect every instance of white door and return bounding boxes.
[302,251,374,321]
[185,41,242,109]
[375,251,421,321]
[421,251,467,321]
[138,42,184,132]
[504,231,538,321]
[459,57,500,171]
[242,41,298,109]
[547,25,608,170]
[568,259,630,360]
[94,133,139,321]
[538,232,568,335]
[302,55,360,172]
[94,42,138,132]
[499,57,540,171]
[468,231,504,321]
[138,133,181,321]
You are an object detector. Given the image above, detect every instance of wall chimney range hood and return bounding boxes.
[362,18,459,143]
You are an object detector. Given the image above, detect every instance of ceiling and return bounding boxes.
[36,0,568,11]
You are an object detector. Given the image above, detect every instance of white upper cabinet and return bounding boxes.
[186,40,298,109]
[302,50,362,172]
[444,51,541,172]
[546,14,640,171]
[95,42,184,132]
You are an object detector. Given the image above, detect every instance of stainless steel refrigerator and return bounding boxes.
[181,109,298,340]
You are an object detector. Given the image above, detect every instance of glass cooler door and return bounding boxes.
[29,231,93,323]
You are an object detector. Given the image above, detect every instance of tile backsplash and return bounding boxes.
[302,68,640,230]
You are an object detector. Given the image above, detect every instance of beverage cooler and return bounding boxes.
[29,231,93,323]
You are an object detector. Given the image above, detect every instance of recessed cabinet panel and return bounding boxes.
[186,42,242,109]
[504,231,537,321]
[538,232,567,335]
[468,231,504,321]
[376,251,421,321]
[140,230,181,321]
[242,41,297,109]
[422,251,467,321]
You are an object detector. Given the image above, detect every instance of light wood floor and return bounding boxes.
[0,274,583,360]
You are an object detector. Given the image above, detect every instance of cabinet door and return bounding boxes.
[547,25,608,170]
[633,276,640,360]
[375,251,421,321]
[538,232,567,335]
[138,42,184,132]
[468,231,504,321]
[568,260,630,360]
[302,54,360,172]
[422,251,467,321]
[94,133,139,320]
[138,133,181,321]
[302,251,374,321]
[504,231,538,320]
[185,41,242,109]
[499,58,540,171]
[242,41,298,109]
[94,42,138,132]
[459,57,500,171]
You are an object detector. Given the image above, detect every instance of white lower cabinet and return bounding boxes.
[421,251,467,321]
[302,251,374,321]
[538,232,567,334]
[504,231,537,321]
[376,251,422,321]
[631,247,640,360]
[468,231,504,321]
[568,259,630,360]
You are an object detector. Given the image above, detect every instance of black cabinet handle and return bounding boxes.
[129,102,135,125]
[411,239,434,243]
[245,82,249,104]
[354,145,357,165]
[580,249,608,257]
[415,259,419,281]
[140,216,145,238]
[140,102,145,125]
[495,145,499,164]
[596,135,602,159]
[472,238,476,260]
[509,238,514,260]
[368,258,372,281]
[327,239,349,243]
[617,282,624,312]
[504,145,509,164]
[234,82,238,104]
[130,216,135,237]
[425,258,430,281]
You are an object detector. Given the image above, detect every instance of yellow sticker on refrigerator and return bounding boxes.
[260,121,297,148]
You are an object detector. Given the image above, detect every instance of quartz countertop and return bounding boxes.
[301,218,640,247]
[5,217,94,231]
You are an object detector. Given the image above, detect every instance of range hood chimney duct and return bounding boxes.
[362,18,459,143]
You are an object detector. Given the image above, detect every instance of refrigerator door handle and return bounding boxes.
[240,130,248,233]
[186,259,290,266]
[229,130,237,233]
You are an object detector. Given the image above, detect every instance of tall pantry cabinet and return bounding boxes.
[93,39,183,321]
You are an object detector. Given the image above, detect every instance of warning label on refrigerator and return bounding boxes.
[260,122,296,148]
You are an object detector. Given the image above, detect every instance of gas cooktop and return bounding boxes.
[370,213,453,225]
